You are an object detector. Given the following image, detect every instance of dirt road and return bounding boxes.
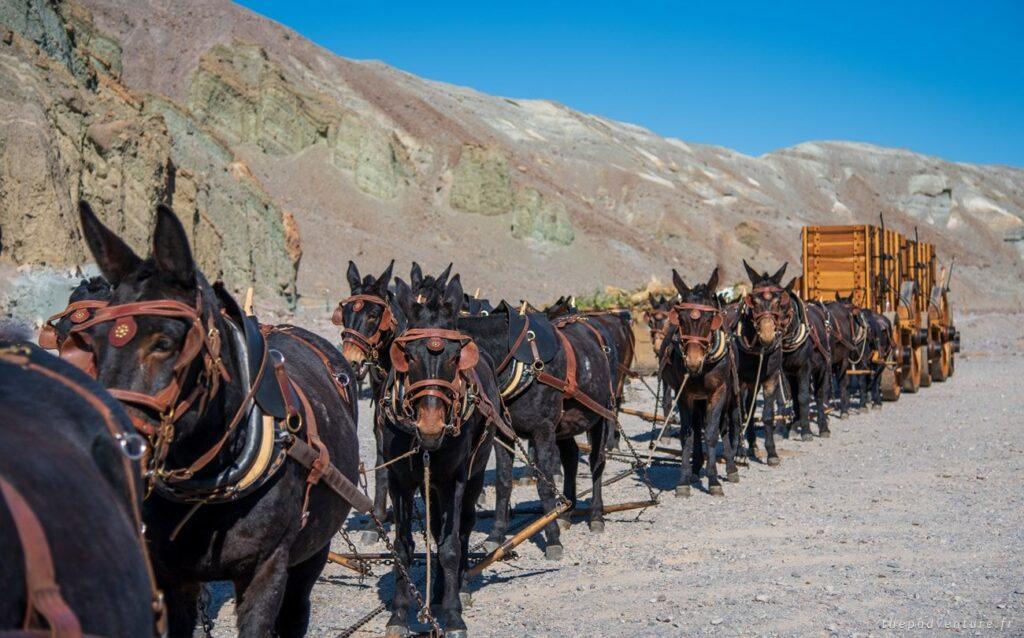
[211,314,1023,637]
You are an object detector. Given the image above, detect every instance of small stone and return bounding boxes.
[711,618,723,625]
[754,594,769,603]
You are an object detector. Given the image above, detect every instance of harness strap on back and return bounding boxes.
[536,329,617,421]
[0,475,83,637]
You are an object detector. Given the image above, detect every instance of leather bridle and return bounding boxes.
[666,301,725,372]
[643,308,670,346]
[332,293,395,362]
[743,284,793,326]
[67,292,231,479]
[38,299,111,375]
[388,328,479,438]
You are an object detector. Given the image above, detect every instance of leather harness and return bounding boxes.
[54,292,371,520]
[0,345,166,637]
[662,301,729,374]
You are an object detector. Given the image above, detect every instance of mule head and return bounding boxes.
[671,268,723,373]
[75,200,228,439]
[409,261,453,305]
[742,260,790,346]
[391,274,477,450]
[644,293,673,354]
[335,260,395,369]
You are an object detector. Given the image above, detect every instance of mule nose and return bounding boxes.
[342,343,366,365]
[415,403,447,443]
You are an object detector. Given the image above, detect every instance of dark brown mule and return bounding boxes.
[659,268,740,496]
[643,293,674,360]
[378,274,501,637]
[734,261,789,466]
[857,308,894,408]
[823,293,870,417]
[1,338,160,637]
[75,202,362,637]
[335,260,397,525]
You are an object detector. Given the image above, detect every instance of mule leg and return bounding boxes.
[761,378,780,466]
[815,368,831,437]
[437,481,468,634]
[484,437,514,551]
[838,365,851,417]
[556,437,579,515]
[742,388,759,460]
[163,580,201,638]
[532,426,563,552]
[676,402,696,497]
[586,418,608,532]
[870,367,883,407]
[234,546,289,637]
[386,479,415,634]
[275,544,330,638]
[374,429,390,523]
[459,466,485,608]
[705,392,726,495]
[793,370,813,441]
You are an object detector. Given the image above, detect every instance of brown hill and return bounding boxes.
[2,0,1022,318]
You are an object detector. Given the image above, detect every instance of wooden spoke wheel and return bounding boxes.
[901,342,922,394]
[880,365,901,401]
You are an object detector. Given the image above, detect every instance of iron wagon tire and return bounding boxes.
[901,345,921,394]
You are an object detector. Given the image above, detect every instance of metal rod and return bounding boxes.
[327,551,373,576]
[468,500,571,578]
[620,406,680,425]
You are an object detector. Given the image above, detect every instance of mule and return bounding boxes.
[771,277,832,441]
[379,274,500,637]
[734,261,789,466]
[823,293,869,417]
[643,293,673,360]
[856,308,892,409]
[336,260,397,524]
[0,336,158,637]
[659,268,740,496]
[75,201,361,637]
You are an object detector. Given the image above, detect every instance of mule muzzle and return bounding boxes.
[757,317,778,345]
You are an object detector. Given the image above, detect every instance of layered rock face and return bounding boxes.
[0,0,298,309]
[3,0,1022,316]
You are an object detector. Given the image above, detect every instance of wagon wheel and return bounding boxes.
[919,341,932,388]
[880,365,901,401]
[930,340,950,382]
[900,341,921,393]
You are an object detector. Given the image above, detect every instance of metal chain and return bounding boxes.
[197,586,214,637]
[419,452,433,628]
[338,526,371,581]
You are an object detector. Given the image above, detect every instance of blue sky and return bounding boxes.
[236,1,1024,167]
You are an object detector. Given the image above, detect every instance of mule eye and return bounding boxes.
[152,337,175,353]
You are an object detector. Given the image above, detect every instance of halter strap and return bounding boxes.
[332,294,395,357]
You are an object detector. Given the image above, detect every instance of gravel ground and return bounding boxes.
[209,314,1024,637]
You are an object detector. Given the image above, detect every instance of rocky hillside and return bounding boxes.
[2,0,1022,319]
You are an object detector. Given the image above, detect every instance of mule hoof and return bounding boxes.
[675,485,691,498]
[481,539,501,554]
[384,625,407,637]
[766,456,781,467]
[459,591,473,608]
[709,485,725,496]
[727,472,740,484]
[545,544,564,561]
[818,430,831,439]
[801,432,814,442]
[589,519,605,534]
[359,530,379,545]
[840,411,849,419]
[556,517,571,531]
[446,631,468,638]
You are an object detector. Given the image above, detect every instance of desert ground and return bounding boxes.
[196,312,1024,637]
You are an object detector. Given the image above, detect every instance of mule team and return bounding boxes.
[0,202,890,637]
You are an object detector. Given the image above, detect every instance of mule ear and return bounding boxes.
[442,274,464,312]
[437,263,453,288]
[648,292,657,306]
[153,204,195,287]
[394,277,413,316]
[410,262,423,289]
[784,277,797,292]
[346,261,361,291]
[671,269,689,295]
[743,259,760,285]
[706,267,720,292]
[771,262,788,283]
[79,200,142,287]
[376,260,395,292]
[834,291,842,301]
